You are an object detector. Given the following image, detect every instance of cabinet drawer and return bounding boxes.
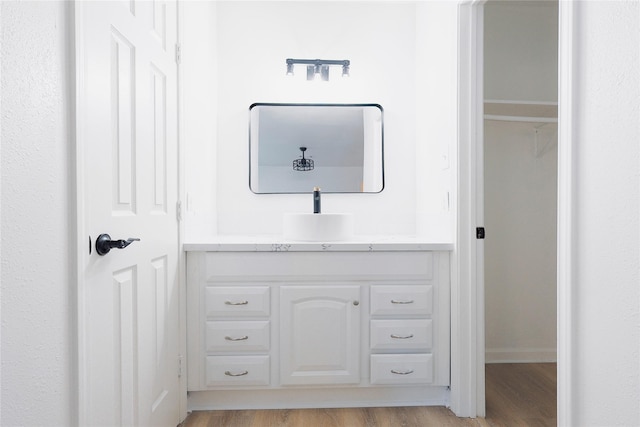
[205,286,270,318]
[370,285,433,317]
[206,355,270,387]
[206,321,270,353]
[370,354,433,385]
[370,319,432,351]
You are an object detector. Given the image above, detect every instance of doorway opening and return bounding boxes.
[482,0,558,423]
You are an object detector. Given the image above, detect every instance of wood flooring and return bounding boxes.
[180,363,556,427]
[484,363,556,427]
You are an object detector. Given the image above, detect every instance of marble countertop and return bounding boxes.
[183,236,454,252]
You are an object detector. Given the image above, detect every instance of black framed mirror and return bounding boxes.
[249,103,384,194]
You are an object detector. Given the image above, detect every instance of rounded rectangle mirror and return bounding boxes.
[249,103,384,194]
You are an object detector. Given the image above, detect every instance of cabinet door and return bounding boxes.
[280,286,361,385]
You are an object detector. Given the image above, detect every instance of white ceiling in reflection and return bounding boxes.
[256,106,365,167]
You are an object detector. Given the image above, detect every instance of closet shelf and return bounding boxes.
[484,100,558,123]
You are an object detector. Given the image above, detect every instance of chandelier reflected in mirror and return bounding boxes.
[293,147,314,171]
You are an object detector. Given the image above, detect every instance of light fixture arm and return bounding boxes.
[286,58,350,67]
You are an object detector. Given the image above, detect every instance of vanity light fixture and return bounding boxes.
[286,58,350,81]
[293,147,314,171]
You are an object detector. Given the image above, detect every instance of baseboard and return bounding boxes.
[485,348,557,364]
[188,386,450,411]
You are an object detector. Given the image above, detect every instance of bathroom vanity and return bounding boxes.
[185,241,452,410]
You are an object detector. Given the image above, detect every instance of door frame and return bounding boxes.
[556,1,575,425]
[176,0,189,419]
[454,0,485,417]
[458,0,575,422]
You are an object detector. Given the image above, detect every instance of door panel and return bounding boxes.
[77,1,180,425]
[151,66,168,214]
[280,286,361,386]
[111,28,137,214]
[113,266,138,425]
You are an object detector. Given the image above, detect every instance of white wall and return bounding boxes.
[567,1,639,425]
[1,2,74,425]
[484,121,557,362]
[183,1,219,239]
[484,0,558,103]
[184,1,456,241]
[483,1,558,363]
[415,1,457,240]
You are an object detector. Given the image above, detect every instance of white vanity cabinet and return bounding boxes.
[186,248,450,410]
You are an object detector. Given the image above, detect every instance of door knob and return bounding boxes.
[95,234,140,256]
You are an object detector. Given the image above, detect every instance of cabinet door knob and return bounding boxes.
[353,300,360,306]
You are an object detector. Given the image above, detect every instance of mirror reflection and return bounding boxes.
[249,103,384,194]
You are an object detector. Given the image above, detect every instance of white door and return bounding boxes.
[280,286,361,385]
[76,1,180,425]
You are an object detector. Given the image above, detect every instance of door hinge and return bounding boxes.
[175,43,182,65]
[476,227,485,239]
[178,355,184,378]
[176,200,183,222]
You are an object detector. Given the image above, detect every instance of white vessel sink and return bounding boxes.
[283,213,354,242]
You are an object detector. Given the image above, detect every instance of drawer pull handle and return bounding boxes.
[390,299,414,304]
[391,369,414,375]
[390,334,414,339]
[225,300,249,306]
[224,370,249,377]
[225,335,249,341]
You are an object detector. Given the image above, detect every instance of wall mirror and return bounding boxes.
[249,103,384,194]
